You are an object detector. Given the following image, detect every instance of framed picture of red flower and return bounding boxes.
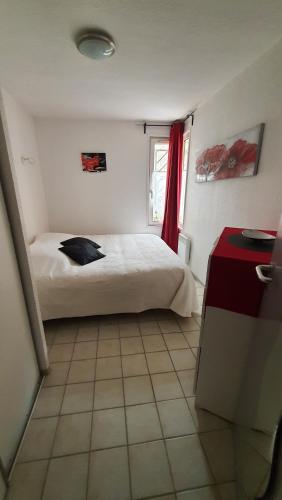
[195,123,264,182]
[81,153,107,173]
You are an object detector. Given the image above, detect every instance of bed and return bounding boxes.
[30,232,197,320]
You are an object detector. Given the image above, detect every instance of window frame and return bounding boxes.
[147,131,190,228]
[178,130,191,230]
[148,136,169,226]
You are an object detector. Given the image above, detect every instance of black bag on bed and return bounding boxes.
[59,242,105,266]
[60,236,101,249]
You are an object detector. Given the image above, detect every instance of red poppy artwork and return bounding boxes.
[195,124,264,182]
[81,153,107,172]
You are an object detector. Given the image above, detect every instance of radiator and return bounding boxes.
[178,232,191,265]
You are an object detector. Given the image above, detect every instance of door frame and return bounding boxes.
[0,105,48,373]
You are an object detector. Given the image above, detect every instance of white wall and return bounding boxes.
[0,89,49,242]
[184,39,282,283]
[35,119,169,235]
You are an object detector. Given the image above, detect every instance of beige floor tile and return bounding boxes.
[200,429,235,483]
[119,322,140,337]
[77,325,98,342]
[151,372,183,401]
[54,328,77,344]
[52,412,91,456]
[49,343,74,362]
[166,435,213,490]
[122,353,148,377]
[94,378,124,409]
[192,348,198,358]
[158,320,181,333]
[97,339,120,357]
[99,323,119,339]
[121,337,144,355]
[72,340,97,360]
[177,486,218,499]
[157,399,196,438]
[45,331,56,346]
[42,453,88,500]
[177,317,199,332]
[163,333,189,350]
[61,382,94,414]
[146,351,174,374]
[96,356,122,379]
[44,362,70,387]
[18,417,58,462]
[187,397,229,432]
[126,403,162,444]
[124,375,154,405]
[67,359,96,383]
[194,315,202,327]
[88,447,130,500]
[184,331,200,348]
[217,482,237,500]
[6,460,48,500]
[143,334,166,352]
[139,321,160,335]
[129,440,173,499]
[170,349,196,370]
[177,370,196,397]
[33,386,64,418]
[92,407,127,449]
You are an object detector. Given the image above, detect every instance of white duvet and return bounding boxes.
[30,232,197,320]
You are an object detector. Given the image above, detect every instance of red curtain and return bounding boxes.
[161,121,184,253]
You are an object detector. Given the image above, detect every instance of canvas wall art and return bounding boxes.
[81,152,107,172]
[195,123,264,182]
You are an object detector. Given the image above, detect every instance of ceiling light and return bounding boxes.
[76,31,116,60]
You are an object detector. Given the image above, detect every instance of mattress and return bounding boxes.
[30,232,197,320]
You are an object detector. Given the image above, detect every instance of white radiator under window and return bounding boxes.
[178,232,191,265]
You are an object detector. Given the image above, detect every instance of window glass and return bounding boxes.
[179,137,189,227]
[149,140,169,224]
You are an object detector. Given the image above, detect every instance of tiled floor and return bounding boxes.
[6,284,238,500]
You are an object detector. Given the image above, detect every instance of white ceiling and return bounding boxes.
[0,0,282,120]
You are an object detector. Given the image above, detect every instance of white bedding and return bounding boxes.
[30,232,197,320]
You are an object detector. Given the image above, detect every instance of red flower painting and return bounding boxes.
[196,144,227,179]
[214,139,257,180]
[195,124,264,182]
[81,153,107,172]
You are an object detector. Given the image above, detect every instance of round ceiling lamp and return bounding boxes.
[76,31,116,60]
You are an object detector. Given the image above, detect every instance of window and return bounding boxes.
[148,134,190,226]
[149,138,169,224]
[179,135,190,227]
